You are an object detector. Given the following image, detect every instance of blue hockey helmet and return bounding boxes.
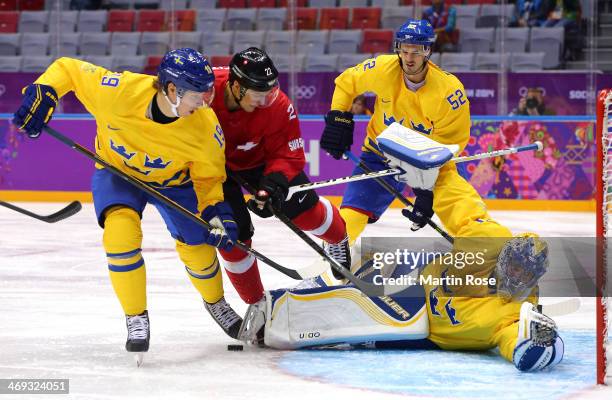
[158,48,215,94]
[394,19,437,51]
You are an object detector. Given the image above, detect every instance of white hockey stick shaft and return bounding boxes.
[452,141,543,163]
[286,141,543,200]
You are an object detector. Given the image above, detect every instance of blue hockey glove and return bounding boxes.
[201,201,238,250]
[320,110,354,159]
[13,84,59,138]
[401,188,434,231]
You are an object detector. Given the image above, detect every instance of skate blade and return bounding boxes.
[134,353,144,367]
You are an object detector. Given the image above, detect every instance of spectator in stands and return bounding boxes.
[541,0,583,61]
[510,87,556,116]
[509,0,549,27]
[350,95,372,116]
[541,0,581,28]
[421,0,458,53]
[70,0,102,10]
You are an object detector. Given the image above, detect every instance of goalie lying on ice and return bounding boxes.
[238,220,564,372]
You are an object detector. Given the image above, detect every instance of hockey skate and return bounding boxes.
[125,310,150,367]
[323,235,351,280]
[238,297,266,346]
[205,297,243,339]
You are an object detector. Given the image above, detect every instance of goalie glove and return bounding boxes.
[513,302,564,372]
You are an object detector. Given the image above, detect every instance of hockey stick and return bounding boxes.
[42,125,309,281]
[539,298,581,317]
[229,172,399,296]
[286,142,543,200]
[0,200,82,223]
[453,141,543,163]
[344,151,455,244]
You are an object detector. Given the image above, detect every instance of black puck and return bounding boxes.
[227,344,244,351]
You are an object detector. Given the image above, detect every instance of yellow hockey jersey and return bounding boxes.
[331,55,471,154]
[420,220,537,362]
[35,57,226,213]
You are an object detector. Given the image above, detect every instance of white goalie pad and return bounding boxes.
[377,123,460,190]
[263,285,430,350]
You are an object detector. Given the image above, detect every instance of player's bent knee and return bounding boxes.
[513,335,564,372]
[176,241,217,270]
[103,206,143,252]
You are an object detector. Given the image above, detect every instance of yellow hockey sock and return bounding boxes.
[103,207,146,316]
[340,208,370,246]
[176,241,224,304]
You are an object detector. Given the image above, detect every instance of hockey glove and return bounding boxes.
[246,172,289,218]
[320,110,354,159]
[401,188,434,231]
[201,201,238,251]
[13,84,59,138]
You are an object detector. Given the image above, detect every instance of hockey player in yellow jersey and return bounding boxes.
[320,19,487,250]
[12,48,243,359]
[239,218,564,372]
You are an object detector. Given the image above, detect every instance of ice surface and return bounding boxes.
[0,203,610,399]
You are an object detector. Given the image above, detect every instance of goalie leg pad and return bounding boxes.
[263,285,429,349]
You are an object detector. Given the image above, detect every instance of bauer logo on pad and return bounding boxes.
[377,123,459,170]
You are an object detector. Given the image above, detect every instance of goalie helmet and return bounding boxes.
[158,48,215,94]
[496,234,549,301]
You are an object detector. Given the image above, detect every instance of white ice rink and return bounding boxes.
[1,203,610,400]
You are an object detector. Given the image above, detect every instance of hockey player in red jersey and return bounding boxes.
[211,47,351,304]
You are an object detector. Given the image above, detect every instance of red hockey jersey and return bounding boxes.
[211,68,306,181]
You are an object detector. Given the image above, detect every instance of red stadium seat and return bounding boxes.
[296,7,317,30]
[218,0,247,8]
[279,0,307,6]
[137,10,165,32]
[107,10,135,32]
[144,56,163,75]
[248,0,275,7]
[18,0,43,10]
[167,9,195,31]
[210,55,233,67]
[360,29,393,54]
[0,11,18,32]
[351,7,380,30]
[319,8,349,30]
[0,0,17,11]
[465,0,495,4]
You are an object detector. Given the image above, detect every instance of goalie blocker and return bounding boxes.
[377,122,459,190]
